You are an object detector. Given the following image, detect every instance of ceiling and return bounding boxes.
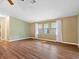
[0,0,79,22]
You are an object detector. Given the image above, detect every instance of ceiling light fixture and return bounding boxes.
[21,0,36,4]
[31,0,36,4]
[8,0,36,5]
[21,0,24,1]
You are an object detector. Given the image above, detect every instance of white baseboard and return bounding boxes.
[59,41,78,46]
[9,37,31,42]
[8,37,78,47]
[30,37,78,46]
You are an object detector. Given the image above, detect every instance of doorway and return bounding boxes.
[0,16,9,42]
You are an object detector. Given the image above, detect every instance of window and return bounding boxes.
[35,23,39,38]
[44,23,49,34]
[51,22,56,35]
[51,23,56,29]
[38,24,42,34]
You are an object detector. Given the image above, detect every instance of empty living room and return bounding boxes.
[0,0,79,59]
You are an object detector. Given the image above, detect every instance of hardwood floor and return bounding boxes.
[0,39,79,59]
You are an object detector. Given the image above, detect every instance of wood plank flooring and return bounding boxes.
[0,39,79,59]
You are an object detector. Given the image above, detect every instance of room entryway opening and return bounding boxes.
[0,16,9,43]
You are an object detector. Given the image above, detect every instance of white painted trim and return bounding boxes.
[30,37,78,46]
[60,41,78,46]
[42,39,77,46]
[8,37,78,46]
[9,37,31,42]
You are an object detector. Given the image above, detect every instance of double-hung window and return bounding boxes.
[38,24,42,34]
[44,23,49,34]
[51,22,56,34]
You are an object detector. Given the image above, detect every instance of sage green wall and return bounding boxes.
[9,16,30,41]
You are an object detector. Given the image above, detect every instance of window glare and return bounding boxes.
[44,23,49,34]
[44,23,48,28]
[38,24,42,29]
[51,22,56,28]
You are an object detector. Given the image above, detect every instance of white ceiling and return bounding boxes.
[0,0,79,22]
